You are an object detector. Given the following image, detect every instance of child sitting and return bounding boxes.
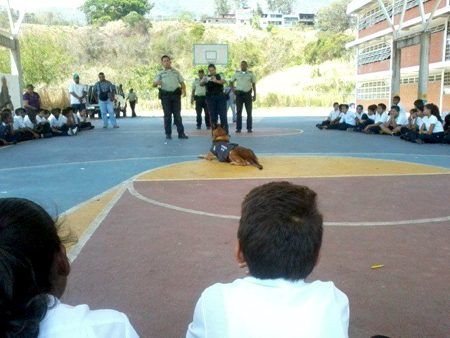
[13,107,40,141]
[355,104,377,132]
[62,107,79,136]
[443,114,450,144]
[316,102,340,129]
[0,110,17,144]
[379,105,408,135]
[0,198,139,337]
[408,103,445,144]
[186,182,349,338]
[325,104,358,131]
[0,111,14,146]
[363,103,389,134]
[48,108,69,136]
[77,108,95,130]
[25,109,53,138]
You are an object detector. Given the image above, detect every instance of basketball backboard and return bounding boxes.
[194,44,228,65]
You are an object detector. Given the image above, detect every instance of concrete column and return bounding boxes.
[9,37,23,105]
[418,32,431,103]
[391,40,401,102]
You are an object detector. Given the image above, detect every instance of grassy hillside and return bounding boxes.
[0,20,355,109]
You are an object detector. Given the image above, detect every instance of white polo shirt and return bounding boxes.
[39,297,139,338]
[13,115,26,130]
[24,115,35,129]
[394,113,408,126]
[379,111,390,124]
[328,109,340,120]
[68,82,87,105]
[425,115,444,133]
[340,111,358,126]
[36,115,48,124]
[187,277,349,338]
[48,114,68,128]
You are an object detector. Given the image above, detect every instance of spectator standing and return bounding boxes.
[230,61,256,133]
[224,82,236,123]
[68,74,87,113]
[0,76,11,109]
[191,70,211,129]
[126,88,138,118]
[23,84,42,120]
[94,72,119,129]
[152,55,188,140]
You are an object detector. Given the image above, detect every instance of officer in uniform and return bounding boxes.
[191,70,211,129]
[152,55,189,140]
[230,61,256,133]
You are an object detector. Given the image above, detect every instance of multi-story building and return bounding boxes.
[299,13,316,26]
[260,13,315,28]
[347,0,450,110]
[260,13,284,28]
[236,7,254,26]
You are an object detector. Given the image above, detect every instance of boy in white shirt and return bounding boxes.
[48,108,70,136]
[187,182,349,338]
[324,104,358,131]
[316,102,340,129]
[363,103,389,134]
[62,107,79,136]
[13,107,40,141]
[77,108,95,130]
[380,105,408,135]
[392,96,406,115]
[355,104,377,132]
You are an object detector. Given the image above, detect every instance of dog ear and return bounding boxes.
[211,124,217,130]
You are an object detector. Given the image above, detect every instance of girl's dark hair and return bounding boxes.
[444,114,450,131]
[208,64,216,69]
[0,198,61,337]
[368,104,378,113]
[425,103,443,122]
[414,99,425,112]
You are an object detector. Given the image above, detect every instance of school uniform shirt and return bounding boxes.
[339,112,358,126]
[76,112,85,123]
[13,115,26,130]
[36,115,48,124]
[328,109,340,120]
[39,297,139,338]
[425,115,444,133]
[395,113,408,126]
[210,142,238,162]
[24,115,36,129]
[186,277,349,338]
[0,122,6,138]
[48,114,67,128]
[69,82,87,104]
[378,111,389,125]
[397,102,406,115]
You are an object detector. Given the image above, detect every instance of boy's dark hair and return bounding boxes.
[368,104,378,112]
[238,182,323,281]
[340,104,349,109]
[410,108,418,114]
[3,101,11,108]
[208,64,216,69]
[414,99,424,112]
[391,105,400,112]
[357,104,363,110]
[161,55,170,61]
[198,69,204,74]
[62,107,73,116]
[378,103,387,110]
[1,110,11,121]
[98,72,105,76]
[393,95,400,101]
[333,102,339,106]
[15,108,25,115]
[51,108,61,115]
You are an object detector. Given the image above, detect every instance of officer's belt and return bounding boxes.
[236,90,252,96]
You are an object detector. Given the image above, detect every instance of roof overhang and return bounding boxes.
[347,0,376,15]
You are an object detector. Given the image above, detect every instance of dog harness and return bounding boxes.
[210,141,239,162]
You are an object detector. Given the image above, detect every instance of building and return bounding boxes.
[283,14,300,27]
[235,7,254,26]
[260,13,284,28]
[205,14,236,25]
[346,0,450,110]
[299,13,316,26]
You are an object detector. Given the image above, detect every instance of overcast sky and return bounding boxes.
[5,0,85,11]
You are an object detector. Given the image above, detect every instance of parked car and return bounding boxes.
[86,84,127,118]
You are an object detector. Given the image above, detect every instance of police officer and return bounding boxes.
[152,55,188,140]
[230,61,256,133]
[191,70,211,129]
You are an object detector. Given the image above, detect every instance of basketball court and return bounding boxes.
[2,114,449,337]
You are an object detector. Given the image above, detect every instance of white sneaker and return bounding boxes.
[68,128,74,136]
[72,127,78,135]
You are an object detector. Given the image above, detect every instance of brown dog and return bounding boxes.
[198,125,263,170]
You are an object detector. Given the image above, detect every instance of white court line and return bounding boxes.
[128,181,450,227]
[67,183,128,262]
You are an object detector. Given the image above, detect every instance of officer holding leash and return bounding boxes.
[153,55,189,140]
[230,61,256,133]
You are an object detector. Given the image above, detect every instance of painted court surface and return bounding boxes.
[1,116,449,337]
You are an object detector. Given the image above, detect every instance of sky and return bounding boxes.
[6,0,85,11]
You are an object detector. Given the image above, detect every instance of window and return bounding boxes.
[444,72,450,85]
[400,74,442,84]
[358,0,431,31]
[358,42,391,65]
[357,81,390,100]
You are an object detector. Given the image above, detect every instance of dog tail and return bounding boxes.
[249,152,263,170]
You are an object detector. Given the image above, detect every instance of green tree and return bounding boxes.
[80,0,154,24]
[304,31,353,64]
[256,2,264,15]
[267,0,296,14]
[315,0,352,32]
[214,0,231,16]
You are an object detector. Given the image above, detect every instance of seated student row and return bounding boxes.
[0,181,350,338]
[0,106,94,146]
[317,98,449,145]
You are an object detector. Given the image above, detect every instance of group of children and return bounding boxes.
[0,104,95,146]
[317,96,450,145]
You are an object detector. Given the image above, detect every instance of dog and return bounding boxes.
[198,125,263,170]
